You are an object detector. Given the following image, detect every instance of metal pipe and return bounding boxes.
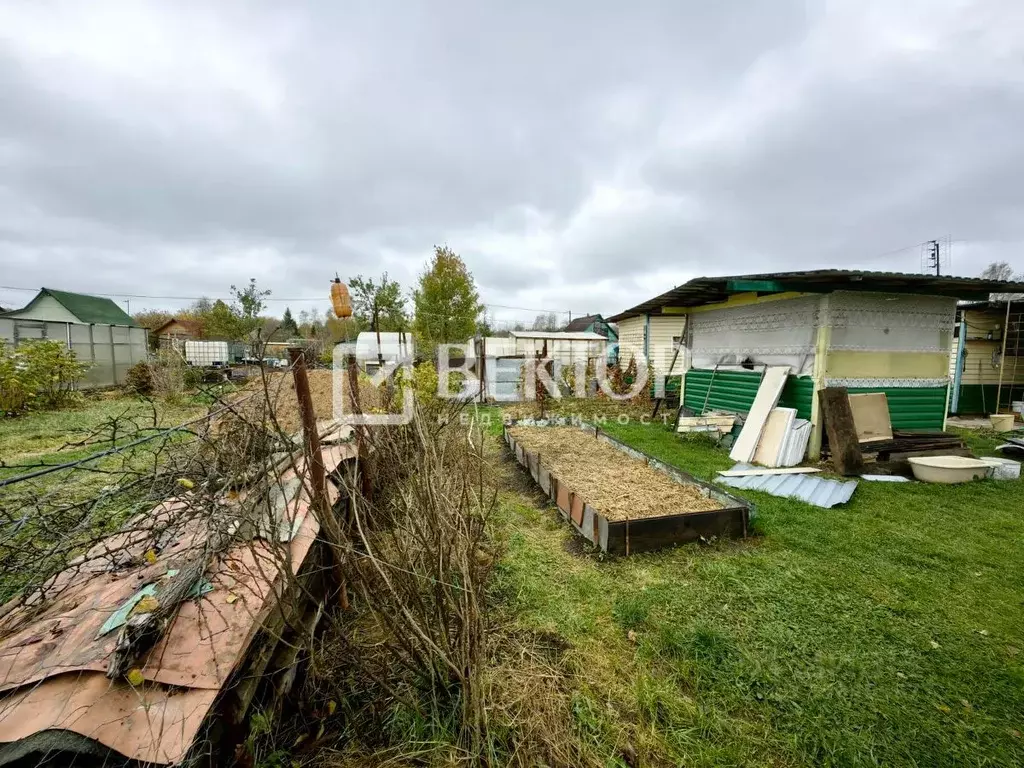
[950,311,967,414]
[996,300,1012,414]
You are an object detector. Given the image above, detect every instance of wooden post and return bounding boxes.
[290,348,349,609]
[820,386,864,476]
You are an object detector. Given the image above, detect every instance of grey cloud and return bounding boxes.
[0,0,1022,322]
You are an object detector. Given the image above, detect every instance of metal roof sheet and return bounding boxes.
[508,330,607,341]
[716,464,857,508]
[608,269,1024,322]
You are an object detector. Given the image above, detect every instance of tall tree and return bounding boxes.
[413,246,484,349]
[230,278,272,338]
[349,273,408,332]
[132,309,173,330]
[981,262,1015,282]
[981,261,1024,301]
[280,306,299,336]
[204,300,242,340]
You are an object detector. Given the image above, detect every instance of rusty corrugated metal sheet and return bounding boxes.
[0,442,355,765]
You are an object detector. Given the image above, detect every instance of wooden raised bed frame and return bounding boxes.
[504,422,751,555]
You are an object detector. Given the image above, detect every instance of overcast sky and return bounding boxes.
[1,1,1023,327]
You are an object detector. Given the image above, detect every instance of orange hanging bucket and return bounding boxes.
[331,277,352,319]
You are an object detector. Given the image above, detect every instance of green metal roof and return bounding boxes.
[39,288,137,325]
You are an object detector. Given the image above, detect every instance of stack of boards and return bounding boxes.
[729,366,811,469]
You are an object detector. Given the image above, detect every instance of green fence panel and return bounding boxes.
[683,369,815,419]
[953,384,1024,415]
[846,386,948,431]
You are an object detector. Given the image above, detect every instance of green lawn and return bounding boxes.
[0,395,202,465]
[490,417,1024,766]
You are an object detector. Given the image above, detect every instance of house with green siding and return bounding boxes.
[608,270,1024,459]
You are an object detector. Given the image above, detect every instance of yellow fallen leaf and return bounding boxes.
[177,478,194,490]
[930,640,940,650]
[132,595,159,615]
[935,704,951,714]
[126,669,145,686]
[225,594,238,604]
[327,700,337,715]
[1010,729,1022,740]
[144,549,158,565]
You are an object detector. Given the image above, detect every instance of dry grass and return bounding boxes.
[508,426,722,520]
[244,370,382,434]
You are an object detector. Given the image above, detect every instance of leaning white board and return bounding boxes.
[718,467,821,477]
[729,366,791,463]
[751,407,797,467]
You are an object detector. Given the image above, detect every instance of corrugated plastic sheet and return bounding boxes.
[716,464,857,508]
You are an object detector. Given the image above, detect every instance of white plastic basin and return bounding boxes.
[907,456,992,484]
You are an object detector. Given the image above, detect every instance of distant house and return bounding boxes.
[151,318,199,340]
[0,287,147,388]
[1,287,136,326]
[564,314,619,344]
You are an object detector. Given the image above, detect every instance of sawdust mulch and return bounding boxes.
[508,426,723,521]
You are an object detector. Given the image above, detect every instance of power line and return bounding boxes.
[0,285,584,318]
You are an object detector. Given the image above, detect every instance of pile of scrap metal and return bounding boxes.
[0,428,356,768]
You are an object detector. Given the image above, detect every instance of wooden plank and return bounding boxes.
[848,393,893,443]
[751,408,797,467]
[729,366,791,462]
[718,467,821,477]
[603,507,749,555]
[820,387,864,476]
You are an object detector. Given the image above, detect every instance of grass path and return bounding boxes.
[490,419,1024,766]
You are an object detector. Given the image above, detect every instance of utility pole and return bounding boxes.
[927,240,941,276]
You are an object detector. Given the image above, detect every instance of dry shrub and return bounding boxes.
[266,400,597,767]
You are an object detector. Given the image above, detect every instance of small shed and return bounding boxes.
[152,318,199,341]
[355,331,415,373]
[949,300,1024,414]
[609,270,1024,458]
[0,288,147,388]
[460,331,609,401]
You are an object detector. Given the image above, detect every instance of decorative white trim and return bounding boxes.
[824,377,949,388]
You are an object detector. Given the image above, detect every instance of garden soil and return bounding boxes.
[509,426,722,520]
